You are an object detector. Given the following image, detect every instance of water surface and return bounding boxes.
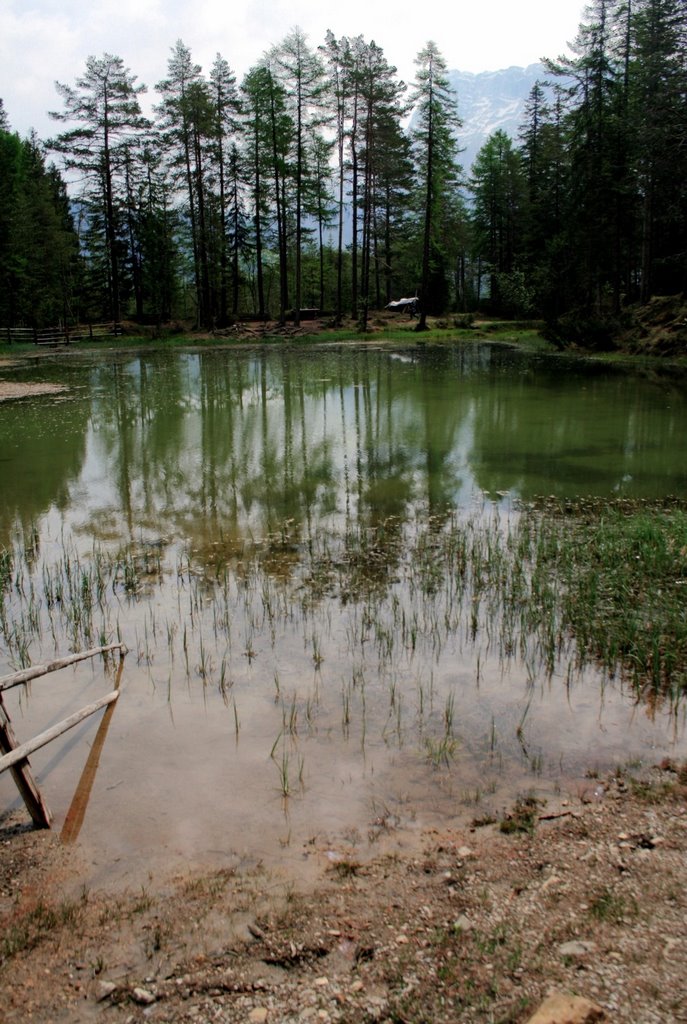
[1,344,685,888]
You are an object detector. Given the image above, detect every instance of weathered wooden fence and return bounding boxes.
[0,643,126,828]
[3,322,123,346]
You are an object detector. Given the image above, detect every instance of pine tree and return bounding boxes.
[545,0,632,319]
[320,32,353,323]
[270,29,327,325]
[410,42,461,330]
[209,54,241,324]
[49,54,149,322]
[519,82,569,317]
[351,40,408,329]
[156,41,218,327]
[631,0,687,298]
[240,65,274,319]
[0,114,79,328]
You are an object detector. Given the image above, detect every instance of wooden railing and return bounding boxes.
[3,322,123,346]
[0,643,126,829]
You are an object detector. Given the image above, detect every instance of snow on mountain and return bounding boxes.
[448,63,547,176]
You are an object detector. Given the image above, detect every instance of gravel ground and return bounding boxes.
[1,764,686,1023]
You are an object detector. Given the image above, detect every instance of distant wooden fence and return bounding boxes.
[3,322,123,346]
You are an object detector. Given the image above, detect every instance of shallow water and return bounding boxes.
[1,344,686,889]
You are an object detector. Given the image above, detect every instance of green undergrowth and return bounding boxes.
[0,321,550,356]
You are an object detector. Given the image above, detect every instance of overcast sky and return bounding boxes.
[1,0,586,140]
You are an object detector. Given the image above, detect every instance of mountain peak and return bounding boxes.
[448,63,546,173]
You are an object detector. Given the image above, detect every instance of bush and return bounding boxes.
[545,308,624,350]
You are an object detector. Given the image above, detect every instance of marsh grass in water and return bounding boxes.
[523,497,687,700]
[1,501,686,712]
[0,497,686,818]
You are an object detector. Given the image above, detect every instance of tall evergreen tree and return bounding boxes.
[241,65,274,319]
[545,0,632,318]
[49,54,149,322]
[352,40,408,329]
[270,29,326,325]
[138,145,178,322]
[631,0,687,298]
[519,82,569,317]
[410,42,461,330]
[209,54,241,324]
[0,122,79,327]
[471,130,526,313]
[156,41,217,327]
[320,32,354,323]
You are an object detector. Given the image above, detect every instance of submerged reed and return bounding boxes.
[0,498,684,801]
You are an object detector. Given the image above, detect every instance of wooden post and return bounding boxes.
[61,659,124,844]
[0,699,52,828]
[0,643,126,829]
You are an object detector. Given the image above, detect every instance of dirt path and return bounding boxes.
[1,764,686,1023]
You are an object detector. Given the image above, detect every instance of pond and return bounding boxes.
[1,343,686,888]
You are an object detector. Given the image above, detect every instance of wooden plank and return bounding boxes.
[0,691,119,775]
[61,658,124,843]
[0,700,52,828]
[0,643,126,693]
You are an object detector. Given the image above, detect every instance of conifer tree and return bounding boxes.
[210,54,241,323]
[410,42,461,330]
[0,123,78,327]
[156,41,216,327]
[270,29,326,325]
[49,54,149,322]
[631,0,687,298]
[471,130,526,313]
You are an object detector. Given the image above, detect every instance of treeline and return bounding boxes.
[0,0,685,343]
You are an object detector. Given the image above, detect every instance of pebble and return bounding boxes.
[526,991,606,1023]
[558,940,597,958]
[131,986,157,1005]
[95,980,117,1002]
[453,914,473,932]
[249,1009,269,1024]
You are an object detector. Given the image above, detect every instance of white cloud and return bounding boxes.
[1,0,584,139]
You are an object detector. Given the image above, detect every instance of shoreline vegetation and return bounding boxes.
[1,292,685,363]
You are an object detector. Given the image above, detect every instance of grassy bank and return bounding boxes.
[0,318,549,357]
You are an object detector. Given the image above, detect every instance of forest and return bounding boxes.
[0,0,685,345]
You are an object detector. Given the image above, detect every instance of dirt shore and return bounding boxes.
[0,381,70,401]
[1,763,686,1023]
